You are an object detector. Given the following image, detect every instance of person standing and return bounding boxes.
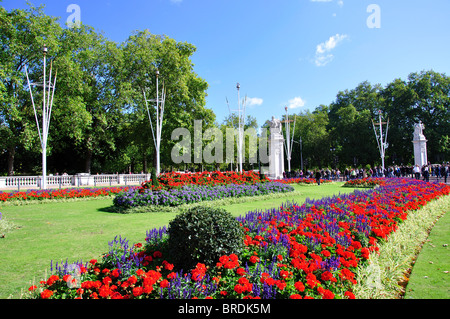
[442,163,448,184]
[315,170,322,185]
[413,164,421,180]
[422,165,430,182]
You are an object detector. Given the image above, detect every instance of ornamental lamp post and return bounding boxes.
[282,106,296,173]
[226,83,247,173]
[24,45,57,190]
[143,69,166,176]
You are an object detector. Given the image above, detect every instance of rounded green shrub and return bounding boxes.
[167,206,245,271]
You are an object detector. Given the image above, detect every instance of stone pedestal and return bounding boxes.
[268,117,284,179]
[412,122,428,168]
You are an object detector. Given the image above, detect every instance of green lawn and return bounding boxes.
[404,207,450,299]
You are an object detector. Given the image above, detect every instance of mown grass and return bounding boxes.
[403,200,450,299]
[353,194,450,299]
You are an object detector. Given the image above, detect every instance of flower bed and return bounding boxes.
[25,178,450,299]
[0,186,134,203]
[279,178,332,185]
[342,178,387,188]
[113,182,295,209]
[141,171,330,191]
[142,171,269,191]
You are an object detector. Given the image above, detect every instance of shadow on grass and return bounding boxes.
[97,206,121,214]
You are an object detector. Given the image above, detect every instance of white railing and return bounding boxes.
[0,173,151,191]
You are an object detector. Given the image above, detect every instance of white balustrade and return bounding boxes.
[0,174,151,191]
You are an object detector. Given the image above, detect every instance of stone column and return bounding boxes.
[412,122,428,168]
[268,117,285,179]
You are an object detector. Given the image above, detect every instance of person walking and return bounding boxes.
[315,170,322,185]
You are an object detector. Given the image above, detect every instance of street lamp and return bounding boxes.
[372,110,389,175]
[143,69,166,176]
[24,45,57,189]
[282,106,296,173]
[226,83,247,173]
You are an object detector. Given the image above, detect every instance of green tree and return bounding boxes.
[327,82,382,168]
[0,4,62,175]
[290,108,330,170]
[51,25,125,173]
[119,30,214,173]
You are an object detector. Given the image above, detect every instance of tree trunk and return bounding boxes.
[85,148,92,174]
[7,146,15,176]
[143,156,148,173]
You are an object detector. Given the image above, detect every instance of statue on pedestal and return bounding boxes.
[268,117,284,179]
[269,116,282,134]
[413,121,426,140]
[412,121,428,169]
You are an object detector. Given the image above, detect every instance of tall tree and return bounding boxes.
[0,4,62,175]
[120,30,214,172]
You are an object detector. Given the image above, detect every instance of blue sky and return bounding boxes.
[3,0,450,128]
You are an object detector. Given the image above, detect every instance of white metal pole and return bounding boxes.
[237,83,243,173]
[285,107,291,172]
[379,112,385,175]
[156,71,160,176]
[42,48,47,189]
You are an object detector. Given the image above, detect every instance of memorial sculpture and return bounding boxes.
[412,121,428,168]
[268,117,284,179]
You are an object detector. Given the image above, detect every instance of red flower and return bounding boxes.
[321,271,335,282]
[132,286,143,297]
[290,294,302,299]
[99,285,111,298]
[111,269,120,278]
[345,291,356,299]
[234,284,244,294]
[162,260,174,271]
[160,279,169,288]
[294,281,305,292]
[40,289,53,299]
[153,251,163,258]
[361,247,370,259]
[127,275,138,285]
[102,276,112,286]
[249,255,260,264]
[236,267,246,276]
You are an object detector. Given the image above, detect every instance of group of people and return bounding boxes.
[283,162,449,185]
[412,163,449,183]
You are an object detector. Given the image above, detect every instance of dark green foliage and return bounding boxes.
[167,206,245,271]
[151,167,159,188]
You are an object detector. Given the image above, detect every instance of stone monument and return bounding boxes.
[268,116,284,179]
[412,121,428,168]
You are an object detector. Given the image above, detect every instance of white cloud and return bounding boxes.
[288,97,306,109]
[310,0,344,7]
[246,97,264,107]
[314,33,348,66]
